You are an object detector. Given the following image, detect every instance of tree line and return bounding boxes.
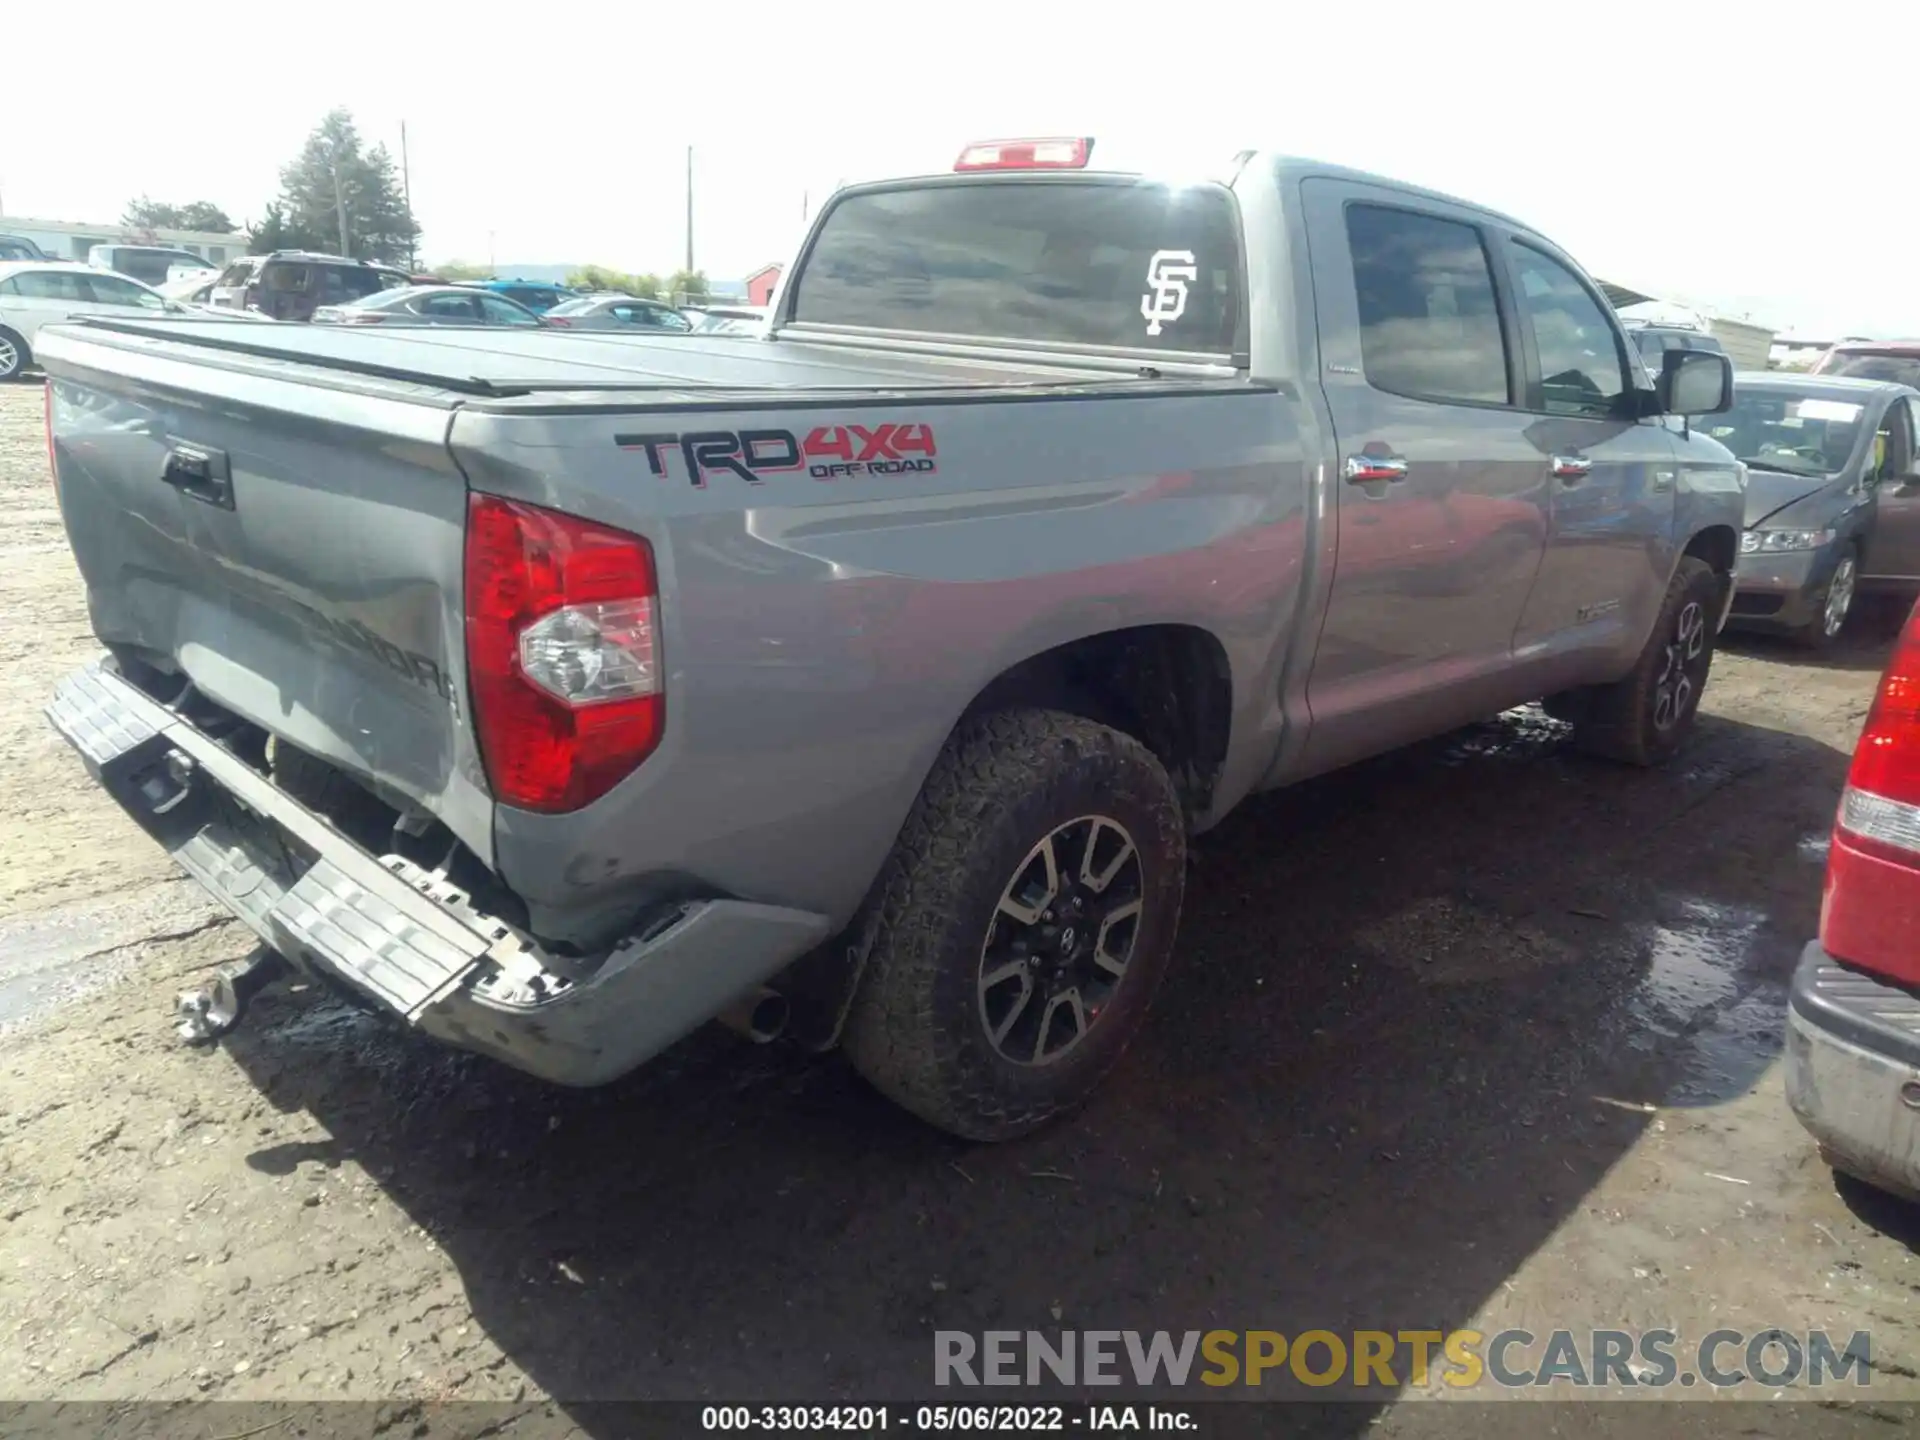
[122,109,708,294]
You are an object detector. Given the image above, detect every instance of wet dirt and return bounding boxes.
[2,383,1919,1429]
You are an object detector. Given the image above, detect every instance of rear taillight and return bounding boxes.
[545,316,572,327]
[464,495,662,813]
[1823,601,1920,983]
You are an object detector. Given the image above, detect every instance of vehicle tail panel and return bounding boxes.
[42,327,493,862]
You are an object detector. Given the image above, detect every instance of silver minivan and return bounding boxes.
[1715,373,1920,647]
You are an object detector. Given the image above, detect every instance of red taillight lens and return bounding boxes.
[1823,600,1920,983]
[464,495,662,813]
[1839,602,1920,833]
[545,316,572,327]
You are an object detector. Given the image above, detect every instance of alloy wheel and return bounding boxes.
[1653,600,1707,731]
[1823,556,1857,640]
[977,815,1146,1067]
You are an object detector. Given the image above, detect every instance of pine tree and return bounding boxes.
[272,110,420,263]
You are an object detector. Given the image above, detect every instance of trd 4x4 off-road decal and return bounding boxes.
[614,424,938,486]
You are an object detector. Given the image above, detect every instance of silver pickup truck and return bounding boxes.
[40,140,1746,1140]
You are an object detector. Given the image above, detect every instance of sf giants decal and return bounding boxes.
[1140,249,1198,337]
[615,423,937,486]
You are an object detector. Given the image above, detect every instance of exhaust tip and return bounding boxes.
[718,987,789,1045]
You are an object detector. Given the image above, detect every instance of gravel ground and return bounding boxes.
[3,380,1919,1432]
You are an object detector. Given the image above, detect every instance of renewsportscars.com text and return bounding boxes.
[934,1328,1873,1391]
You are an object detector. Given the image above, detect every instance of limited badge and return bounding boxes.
[1141,249,1198,336]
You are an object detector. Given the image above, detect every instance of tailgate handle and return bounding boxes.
[161,444,233,510]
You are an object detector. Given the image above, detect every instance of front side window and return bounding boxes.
[1345,204,1510,406]
[476,295,539,326]
[83,273,165,309]
[1512,243,1628,417]
[419,293,477,320]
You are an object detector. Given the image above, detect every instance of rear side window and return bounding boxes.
[792,180,1244,355]
[322,266,385,301]
[1345,204,1510,406]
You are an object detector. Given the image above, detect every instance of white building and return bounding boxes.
[1598,280,1779,373]
[0,214,247,267]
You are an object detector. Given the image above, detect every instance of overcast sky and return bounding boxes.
[3,1,1908,337]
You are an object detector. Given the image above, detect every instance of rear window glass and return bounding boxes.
[1823,352,1920,388]
[792,180,1244,355]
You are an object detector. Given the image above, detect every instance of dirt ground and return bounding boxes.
[4,380,1920,1431]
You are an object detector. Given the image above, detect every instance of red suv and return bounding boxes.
[1787,602,1920,1199]
[1812,341,1920,390]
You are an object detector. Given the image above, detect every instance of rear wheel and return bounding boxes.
[1568,557,1721,766]
[843,709,1187,1141]
[0,329,28,382]
[1791,546,1858,651]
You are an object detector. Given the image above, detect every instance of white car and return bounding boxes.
[0,261,177,381]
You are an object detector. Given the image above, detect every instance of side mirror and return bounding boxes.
[1658,349,1735,417]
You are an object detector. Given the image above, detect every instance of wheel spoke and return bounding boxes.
[1094,899,1143,977]
[980,959,1029,993]
[1033,989,1088,1062]
[991,975,1036,1047]
[1079,818,1137,895]
[996,833,1060,925]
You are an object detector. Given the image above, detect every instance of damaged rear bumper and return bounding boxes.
[46,659,832,1085]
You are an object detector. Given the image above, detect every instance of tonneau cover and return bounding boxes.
[55,315,1136,402]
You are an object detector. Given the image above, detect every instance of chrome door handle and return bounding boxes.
[1551,454,1593,481]
[1344,454,1410,484]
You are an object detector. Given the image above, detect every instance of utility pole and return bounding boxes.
[685,145,694,276]
[400,120,415,270]
[331,149,350,257]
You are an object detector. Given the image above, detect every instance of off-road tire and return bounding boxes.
[1569,556,1721,767]
[0,328,28,383]
[843,709,1187,1141]
[270,739,393,853]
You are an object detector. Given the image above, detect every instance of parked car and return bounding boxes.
[543,294,692,332]
[0,261,181,380]
[39,138,1743,1141]
[1786,599,1920,1201]
[311,285,547,327]
[684,304,770,336]
[1622,320,1728,380]
[453,279,578,314]
[1813,341,1920,389]
[0,235,51,263]
[206,252,401,323]
[1711,375,1920,646]
[87,245,220,289]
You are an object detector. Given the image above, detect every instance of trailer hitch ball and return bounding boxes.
[176,944,289,1045]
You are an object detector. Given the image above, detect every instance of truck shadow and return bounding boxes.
[224,706,1846,1425]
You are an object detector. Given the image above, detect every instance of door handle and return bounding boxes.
[1551,454,1593,481]
[160,443,234,510]
[1344,454,1410,484]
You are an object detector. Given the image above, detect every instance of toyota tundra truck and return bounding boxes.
[39,139,1746,1141]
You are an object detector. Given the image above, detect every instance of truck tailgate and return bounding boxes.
[41,323,494,863]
